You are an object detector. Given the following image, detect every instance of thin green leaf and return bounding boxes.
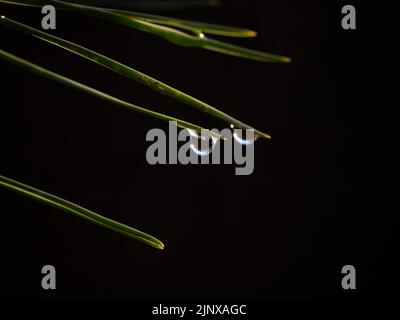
[1,16,270,139]
[0,0,290,62]
[0,48,223,139]
[0,175,165,249]
[52,0,290,62]
[103,9,257,38]
[0,0,42,7]
[59,0,223,11]
[0,0,253,37]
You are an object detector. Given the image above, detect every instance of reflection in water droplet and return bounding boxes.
[233,129,257,145]
[188,129,218,156]
[230,124,235,129]
[199,32,205,38]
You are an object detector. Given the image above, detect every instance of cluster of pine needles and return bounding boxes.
[0,0,290,249]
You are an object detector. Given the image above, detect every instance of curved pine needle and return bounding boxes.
[103,9,256,38]
[0,48,222,139]
[0,0,290,62]
[101,0,222,11]
[0,17,270,139]
[0,0,254,37]
[53,0,290,62]
[0,175,164,249]
[0,0,220,11]
[57,1,221,11]
[115,18,286,64]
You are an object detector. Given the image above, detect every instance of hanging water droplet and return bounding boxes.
[187,129,218,156]
[233,129,258,145]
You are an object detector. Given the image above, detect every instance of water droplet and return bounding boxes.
[188,129,218,156]
[233,129,258,145]
[198,32,205,38]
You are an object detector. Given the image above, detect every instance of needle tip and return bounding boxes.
[258,132,272,139]
[157,241,165,250]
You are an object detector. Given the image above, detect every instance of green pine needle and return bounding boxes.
[0,175,165,249]
[0,16,271,139]
[0,0,291,63]
[0,47,223,140]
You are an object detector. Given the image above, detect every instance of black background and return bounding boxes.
[0,0,388,301]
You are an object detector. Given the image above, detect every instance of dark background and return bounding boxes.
[0,0,387,300]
